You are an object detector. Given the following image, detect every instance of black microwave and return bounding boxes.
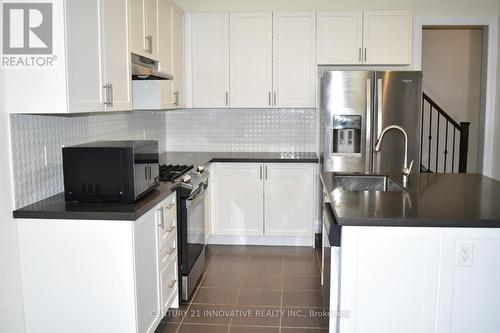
[62,140,159,203]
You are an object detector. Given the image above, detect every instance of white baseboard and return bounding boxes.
[208,235,314,247]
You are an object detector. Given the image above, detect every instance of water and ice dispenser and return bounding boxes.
[332,115,361,154]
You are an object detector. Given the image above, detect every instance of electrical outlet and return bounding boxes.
[456,242,473,266]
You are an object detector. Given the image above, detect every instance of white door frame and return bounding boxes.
[412,17,498,177]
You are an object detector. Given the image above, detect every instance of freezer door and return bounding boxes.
[321,70,373,172]
[372,71,422,176]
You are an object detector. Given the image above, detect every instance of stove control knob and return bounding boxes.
[197,166,205,173]
[181,174,192,183]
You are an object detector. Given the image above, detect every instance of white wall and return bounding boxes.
[422,28,483,173]
[173,0,500,16]
[495,16,500,180]
[0,63,26,333]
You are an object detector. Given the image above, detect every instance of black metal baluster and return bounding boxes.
[428,105,432,172]
[420,95,424,171]
[435,114,440,172]
[452,127,456,172]
[444,121,449,172]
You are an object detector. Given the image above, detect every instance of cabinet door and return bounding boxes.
[230,12,273,108]
[129,0,147,57]
[363,10,411,65]
[273,12,316,108]
[264,163,314,236]
[212,163,264,236]
[172,5,185,107]
[192,13,230,108]
[339,227,440,333]
[317,11,363,65]
[134,209,160,333]
[65,0,105,113]
[102,0,132,111]
[437,229,500,333]
[145,0,159,60]
[158,0,174,108]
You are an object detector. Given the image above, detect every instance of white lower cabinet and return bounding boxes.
[212,163,264,236]
[337,226,500,333]
[16,192,178,333]
[264,163,314,236]
[212,163,314,241]
[134,210,161,333]
[339,227,441,333]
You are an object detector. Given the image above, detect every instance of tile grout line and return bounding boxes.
[279,251,284,333]
[174,245,220,332]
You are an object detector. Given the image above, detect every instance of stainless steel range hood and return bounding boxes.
[131,54,173,80]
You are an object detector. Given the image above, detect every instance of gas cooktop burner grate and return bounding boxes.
[159,164,193,181]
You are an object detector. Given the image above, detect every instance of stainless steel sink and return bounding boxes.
[334,175,405,192]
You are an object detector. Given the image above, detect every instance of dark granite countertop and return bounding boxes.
[160,151,319,166]
[14,151,318,220]
[320,172,500,228]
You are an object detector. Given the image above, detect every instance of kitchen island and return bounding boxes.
[320,172,500,333]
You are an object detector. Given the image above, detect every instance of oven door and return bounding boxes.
[184,179,207,274]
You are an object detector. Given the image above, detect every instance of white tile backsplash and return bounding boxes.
[164,108,316,153]
[10,112,167,208]
[10,108,317,208]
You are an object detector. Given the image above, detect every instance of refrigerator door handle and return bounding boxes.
[376,78,383,138]
[366,78,372,172]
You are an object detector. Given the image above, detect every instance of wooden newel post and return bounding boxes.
[458,122,470,173]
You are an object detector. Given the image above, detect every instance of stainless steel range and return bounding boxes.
[159,163,208,302]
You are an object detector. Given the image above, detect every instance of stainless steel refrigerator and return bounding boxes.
[320,70,422,176]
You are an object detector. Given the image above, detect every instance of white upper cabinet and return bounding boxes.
[171,5,185,107]
[272,12,316,108]
[65,0,105,113]
[5,0,131,114]
[102,0,132,111]
[317,11,363,65]
[363,10,411,65]
[192,13,230,108]
[230,12,273,108]
[317,10,410,65]
[157,0,174,108]
[264,163,314,236]
[130,0,159,60]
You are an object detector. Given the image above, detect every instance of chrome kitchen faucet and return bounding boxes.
[374,125,414,187]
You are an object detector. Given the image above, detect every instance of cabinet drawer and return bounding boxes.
[159,232,177,269]
[161,258,178,313]
[159,196,176,238]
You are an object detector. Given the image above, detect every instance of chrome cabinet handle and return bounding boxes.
[268,92,271,106]
[364,47,367,62]
[102,85,107,106]
[168,279,177,289]
[108,83,113,107]
[103,84,111,106]
[225,92,229,106]
[157,208,165,228]
[265,166,268,180]
[358,48,362,62]
[173,91,179,105]
[145,35,153,53]
[144,166,148,180]
[259,166,262,180]
[273,92,276,106]
[166,202,175,210]
[167,247,176,256]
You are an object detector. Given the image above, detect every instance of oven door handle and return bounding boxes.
[187,185,206,201]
